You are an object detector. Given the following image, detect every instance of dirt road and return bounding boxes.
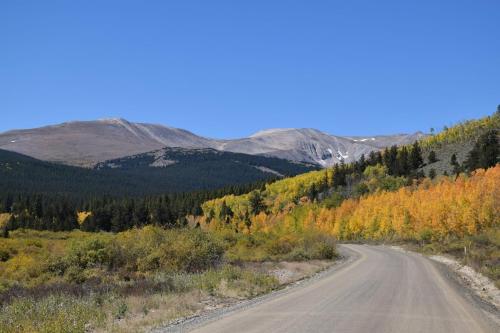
[172,244,498,333]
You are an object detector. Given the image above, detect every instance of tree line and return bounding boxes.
[1,180,271,234]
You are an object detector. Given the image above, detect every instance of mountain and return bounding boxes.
[0,118,213,167]
[0,118,426,167]
[217,128,426,166]
[0,147,316,197]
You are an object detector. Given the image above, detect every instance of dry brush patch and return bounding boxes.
[0,226,337,333]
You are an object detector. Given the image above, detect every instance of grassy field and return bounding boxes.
[0,227,336,333]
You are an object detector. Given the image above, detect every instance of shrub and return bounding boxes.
[65,237,114,270]
[114,300,128,319]
[194,265,278,298]
[121,227,225,273]
[309,240,337,259]
[266,236,297,256]
[0,249,11,262]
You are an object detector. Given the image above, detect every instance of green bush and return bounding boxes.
[310,240,337,259]
[121,227,225,273]
[114,300,128,319]
[0,249,11,262]
[66,237,114,269]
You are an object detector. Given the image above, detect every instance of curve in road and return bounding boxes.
[179,245,498,333]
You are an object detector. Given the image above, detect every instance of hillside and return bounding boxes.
[420,111,500,176]
[0,148,316,197]
[0,118,424,167]
[201,113,500,224]
[198,115,499,286]
[95,146,316,177]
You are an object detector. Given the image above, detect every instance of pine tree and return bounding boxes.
[428,150,437,164]
[308,184,318,201]
[396,146,410,176]
[450,153,458,166]
[464,129,499,171]
[357,154,366,173]
[249,190,265,215]
[1,227,8,238]
[384,146,399,175]
[243,210,252,228]
[450,153,461,175]
[333,164,346,187]
[409,141,423,170]
[219,200,233,224]
[368,151,378,166]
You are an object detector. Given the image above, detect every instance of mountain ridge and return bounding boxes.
[0,118,426,167]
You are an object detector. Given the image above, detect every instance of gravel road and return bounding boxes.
[162,244,499,333]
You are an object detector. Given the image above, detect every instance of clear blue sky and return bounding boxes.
[1,0,499,138]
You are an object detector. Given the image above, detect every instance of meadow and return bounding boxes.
[0,227,336,333]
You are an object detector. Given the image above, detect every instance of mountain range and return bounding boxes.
[0,118,425,167]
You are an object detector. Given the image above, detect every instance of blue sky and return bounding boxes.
[1,0,499,138]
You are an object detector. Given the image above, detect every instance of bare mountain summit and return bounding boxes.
[0,118,426,167]
[216,128,425,166]
[0,118,213,166]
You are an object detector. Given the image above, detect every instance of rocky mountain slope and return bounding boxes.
[0,118,425,167]
[217,128,425,166]
[0,119,213,166]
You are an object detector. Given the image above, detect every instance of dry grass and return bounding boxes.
[95,291,207,333]
[244,260,333,284]
[101,260,333,333]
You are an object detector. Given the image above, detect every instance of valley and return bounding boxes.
[3,2,499,332]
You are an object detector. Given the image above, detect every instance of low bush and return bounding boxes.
[194,265,278,298]
[224,231,337,262]
[0,223,337,332]
[0,227,225,290]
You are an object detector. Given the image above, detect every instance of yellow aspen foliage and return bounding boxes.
[419,112,499,149]
[77,211,92,225]
[0,213,10,228]
[215,165,499,243]
[250,212,269,233]
[326,165,500,241]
